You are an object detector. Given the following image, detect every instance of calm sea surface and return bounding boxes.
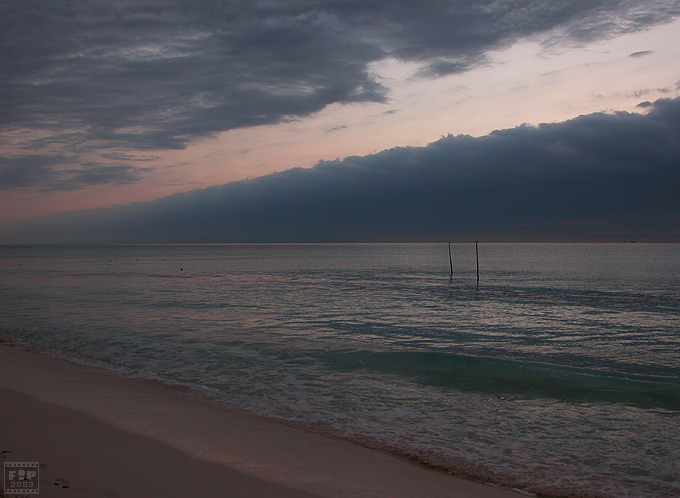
[1,243,678,497]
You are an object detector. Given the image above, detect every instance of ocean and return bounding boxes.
[1,243,678,498]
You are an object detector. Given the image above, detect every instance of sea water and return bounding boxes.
[1,243,678,497]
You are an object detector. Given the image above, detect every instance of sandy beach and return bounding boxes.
[0,343,526,498]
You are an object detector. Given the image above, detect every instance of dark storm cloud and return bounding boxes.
[1,0,678,167]
[5,97,679,243]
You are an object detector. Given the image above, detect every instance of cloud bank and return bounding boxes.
[4,97,679,243]
[1,0,679,188]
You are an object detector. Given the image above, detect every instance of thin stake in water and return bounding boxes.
[448,242,453,278]
[475,241,480,287]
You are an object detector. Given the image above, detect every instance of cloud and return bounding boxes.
[45,164,153,191]
[4,97,679,243]
[1,0,678,168]
[629,50,653,57]
[0,155,151,190]
[0,156,66,189]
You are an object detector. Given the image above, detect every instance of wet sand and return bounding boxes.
[0,344,524,497]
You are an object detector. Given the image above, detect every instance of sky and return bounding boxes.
[1,0,679,243]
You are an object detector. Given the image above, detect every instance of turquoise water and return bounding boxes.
[1,243,679,497]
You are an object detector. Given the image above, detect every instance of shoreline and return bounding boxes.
[0,343,526,498]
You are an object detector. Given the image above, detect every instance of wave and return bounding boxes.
[322,349,680,411]
[3,332,678,498]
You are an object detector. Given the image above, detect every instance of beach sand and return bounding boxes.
[0,344,524,498]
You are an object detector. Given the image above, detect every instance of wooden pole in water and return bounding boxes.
[475,241,480,286]
[448,242,453,278]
